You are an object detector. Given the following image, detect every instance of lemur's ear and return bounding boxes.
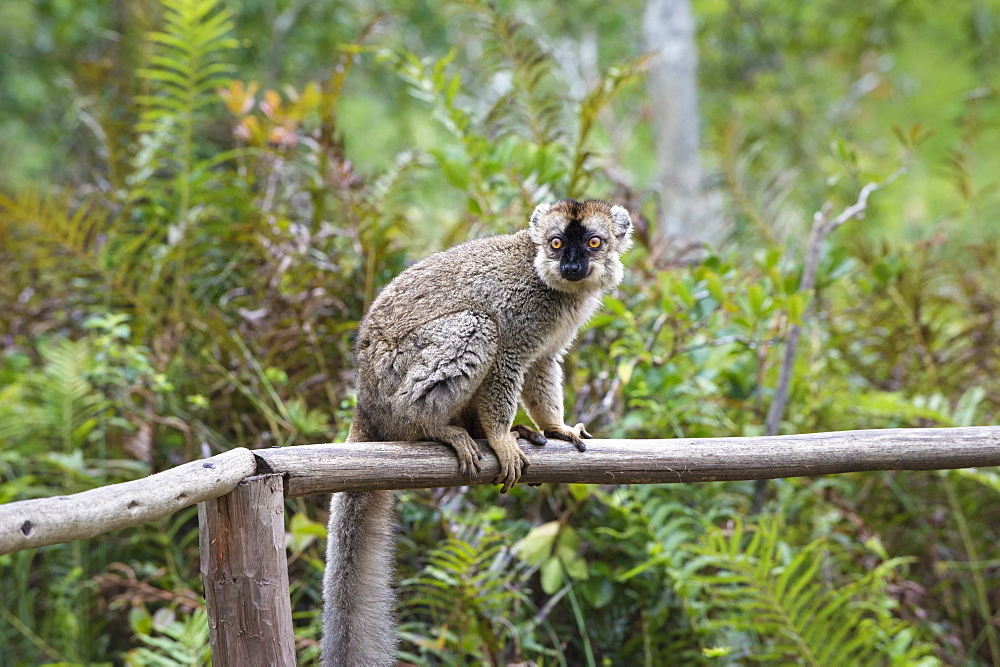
[609,205,631,236]
[611,205,632,252]
[530,203,552,229]
[529,203,552,243]
[609,204,633,251]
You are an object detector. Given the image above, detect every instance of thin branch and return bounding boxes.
[764,165,908,438]
[754,165,908,512]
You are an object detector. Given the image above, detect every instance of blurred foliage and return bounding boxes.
[682,519,937,664]
[2,0,1000,664]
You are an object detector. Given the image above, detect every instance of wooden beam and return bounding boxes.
[252,425,1000,497]
[2,426,998,555]
[199,474,295,666]
[0,447,257,555]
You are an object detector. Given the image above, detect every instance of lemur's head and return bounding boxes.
[528,199,633,294]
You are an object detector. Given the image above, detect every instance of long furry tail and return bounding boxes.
[321,416,398,666]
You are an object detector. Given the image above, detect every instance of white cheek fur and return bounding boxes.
[533,250,623,294]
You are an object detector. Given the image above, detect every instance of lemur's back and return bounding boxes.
[358,230,539,340]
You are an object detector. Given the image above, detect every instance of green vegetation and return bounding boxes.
[2,0,999,664]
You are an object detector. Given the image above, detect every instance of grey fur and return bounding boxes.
[321,199,632,666]
[323,488,396,666]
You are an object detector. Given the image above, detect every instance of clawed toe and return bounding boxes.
[490,439,530,493]
[511,424,548,446]
[457,453,478,479]
[439,429,483,481]
[544,423,591,452]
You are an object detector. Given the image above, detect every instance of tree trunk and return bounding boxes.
[643,0,722,253]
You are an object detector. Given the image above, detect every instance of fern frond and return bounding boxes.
[137,0,236,128]
[0,339,110,452]
[567,53,652,198]
[686,519,935,665]
[36,339,110,450]
[0,384,48,446]
[132,0,237,217]
[402,532,525,661]
[719,121,803,246]
[460,0,565,147]
[0,191,152,316]
[0,191,112,259]
[365,150,429,213]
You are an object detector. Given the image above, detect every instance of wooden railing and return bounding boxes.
[2,425,999,664]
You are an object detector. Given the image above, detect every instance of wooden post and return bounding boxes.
[198,473,295,666]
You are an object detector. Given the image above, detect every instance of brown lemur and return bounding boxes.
[322,199,633,665]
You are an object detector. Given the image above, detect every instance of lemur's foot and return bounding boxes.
[432,425,484,479]
[543,423,592,452]
[489,433,530,493]
[511,424,548,446]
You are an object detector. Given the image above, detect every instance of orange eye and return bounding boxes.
[588,236,602,249]
[550,238,563,250]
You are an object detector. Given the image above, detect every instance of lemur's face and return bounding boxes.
[528,199,633,294]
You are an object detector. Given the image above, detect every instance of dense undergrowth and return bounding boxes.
[1,0,999,664]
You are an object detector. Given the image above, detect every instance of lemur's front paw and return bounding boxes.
[434,426,484,480]
[511,424,548,446]
[454,438,484,479]
[543,423,592,452]
[490,434,531,493]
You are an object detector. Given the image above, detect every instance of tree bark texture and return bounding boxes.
[2,426,998,555]
[254,426,1000,497]
[198,473,295,667]
[0,447,257,555]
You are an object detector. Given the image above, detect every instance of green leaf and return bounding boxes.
[603,296,627,317]
[441,159,470,190]
[556,525,580,552]
[562,553,590,581]
[513,520,560,566]
[616,359,635,385]
[445,74,461,106]
[616,554,669,582]
[540,556,565,594]
[289,511,326,541]
[786,293,805,324]
[703,271,724,304]
[747,283,767,317]
[130,606,154,636]
[953,385,985,426]
[671,275,695,310]
[581,578,614,608]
